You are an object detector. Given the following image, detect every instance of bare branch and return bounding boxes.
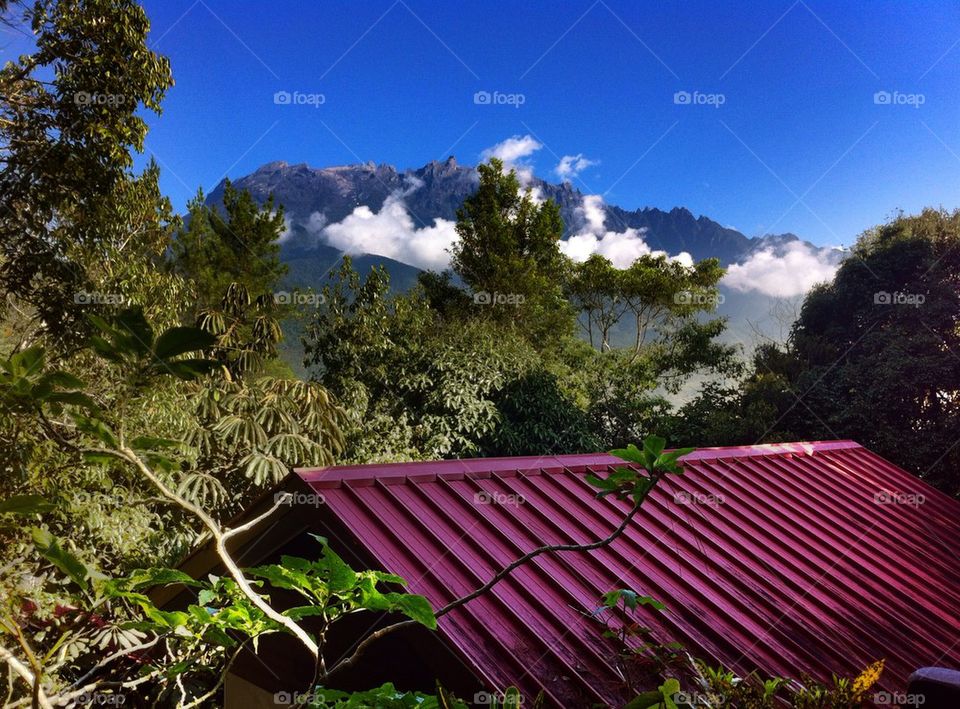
[88,446,320,661]
[0,644,54,709]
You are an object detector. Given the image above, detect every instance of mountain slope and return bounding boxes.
[208,158,811,266]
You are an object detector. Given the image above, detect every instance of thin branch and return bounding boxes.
[180,639,248,709]
[324,477,659,681]
[222,494,288,541]
[0,644,53,709]
[65,636,160,692]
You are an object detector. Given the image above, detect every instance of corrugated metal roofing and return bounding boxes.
[296,441,960,706]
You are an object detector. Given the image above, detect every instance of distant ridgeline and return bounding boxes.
[206,158,844,368]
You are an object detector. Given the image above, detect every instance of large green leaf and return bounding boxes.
[71,414,118,447]
[124,568,202,591]
[0,495,55,515]
[153,326,217,359]
[393,594,437,630]
[32,528,89,587]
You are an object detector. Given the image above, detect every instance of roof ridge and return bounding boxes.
[295,441,862,488]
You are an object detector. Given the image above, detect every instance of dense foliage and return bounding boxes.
[675,209,960,495]
[0,0,955,706]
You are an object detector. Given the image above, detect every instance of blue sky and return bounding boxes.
[8,1,960,247]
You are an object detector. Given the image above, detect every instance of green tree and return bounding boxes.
[690,209,960,494]
[304,259,595,461]
[450,158,574,346]
[172,183,288,312]
[172,182,293,379]
[0,0,174,342]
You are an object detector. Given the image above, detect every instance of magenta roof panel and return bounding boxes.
[296,441,960,706]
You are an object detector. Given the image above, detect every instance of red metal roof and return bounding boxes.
[296,441,960,706]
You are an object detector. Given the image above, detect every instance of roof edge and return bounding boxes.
[295,440,862,487]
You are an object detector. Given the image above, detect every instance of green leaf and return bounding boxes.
[45,391,97,411]
[610,443,643,464]
[282,605,329,621]
[643,435,667,457]
[394,594,437,630]
[124,568,201,591]
[150,358,217,380]
[113,309,155,355]
[0,495,56,515]
[32,528,89,587]
[322,545,358,593]
[71,414,118,448]
[153,327,216,359]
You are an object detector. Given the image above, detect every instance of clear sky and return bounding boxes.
[7,1,960,247]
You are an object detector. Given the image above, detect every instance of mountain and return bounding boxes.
[209,158,809,266]
[206,158,844,373]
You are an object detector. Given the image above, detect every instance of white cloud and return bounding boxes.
[321,193,457,271]
[723,241,841,297]
[559,194,693,269]
[555,153,598,180]
[481,134,542,164]
[304,211,328,236]
[278,215,294,242]
[277,210,327,243]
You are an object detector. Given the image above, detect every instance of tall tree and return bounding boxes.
[172,182,288,311]
[685,209,960,494]
[171,182,290,378]
[0,0,174,342]
[451,158,574,345]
